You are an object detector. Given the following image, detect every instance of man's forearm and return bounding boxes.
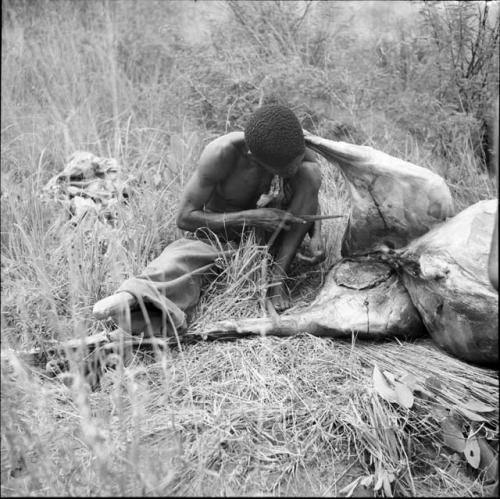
[177,208,263,233]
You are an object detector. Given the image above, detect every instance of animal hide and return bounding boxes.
[201,200,498,366]
[201,258,425,341]
[200,141,496,366]
[304,133,455,255]
[396,199,498,365]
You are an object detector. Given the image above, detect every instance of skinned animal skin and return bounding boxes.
[201,202,498,366]
[202,258,425,341]
[201,146,496,366]
[396,199,498,365]
[304,133,455,255]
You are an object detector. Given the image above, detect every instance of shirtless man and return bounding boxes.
[93,105,324,334]
[176,104,324,309]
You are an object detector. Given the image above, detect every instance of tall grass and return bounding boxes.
[1,0,498,496]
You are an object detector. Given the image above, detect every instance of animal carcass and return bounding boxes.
[200,139,497,367]
[199,136,452,343]
[201,257,425,341]
[396,199,498,365]
[304,133,455,255]
[201,200,498,366]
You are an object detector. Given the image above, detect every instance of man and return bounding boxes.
[93,105,324,336]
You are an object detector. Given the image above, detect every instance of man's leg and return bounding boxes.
[93,237,233,336]
[268,162,322,311]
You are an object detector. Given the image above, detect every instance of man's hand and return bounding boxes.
[253,208,307,233]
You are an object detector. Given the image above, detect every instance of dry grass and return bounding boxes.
[2,336,497,496]
[1,0,498,496]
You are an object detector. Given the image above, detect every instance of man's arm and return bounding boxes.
[272,160,322,269]
[268,155,322,310]
[176,138,306,234]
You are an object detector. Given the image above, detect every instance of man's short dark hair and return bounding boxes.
[244,105,305,168]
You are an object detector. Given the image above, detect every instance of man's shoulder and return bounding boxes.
[205,131,245,154]
[197,132,245,175]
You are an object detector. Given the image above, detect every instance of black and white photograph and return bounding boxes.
[1,0,499,496]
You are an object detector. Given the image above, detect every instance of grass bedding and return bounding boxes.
[1,0,498,496]
[2,335,497,496]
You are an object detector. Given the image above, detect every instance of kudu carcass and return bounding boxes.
[200,135,497,366]
[38,135,495,371]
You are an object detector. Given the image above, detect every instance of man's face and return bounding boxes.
[250,152,305,178]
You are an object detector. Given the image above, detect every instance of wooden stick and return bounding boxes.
[267,215,290,247]
[268,212,345,247]
[296,213,345,222]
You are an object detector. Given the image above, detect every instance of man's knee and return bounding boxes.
[297,162,322,194]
